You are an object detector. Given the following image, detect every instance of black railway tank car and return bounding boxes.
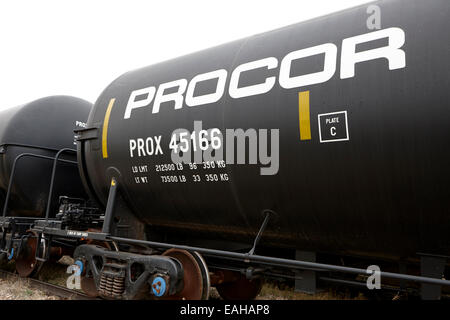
[2,0,450,301]
[78,0,450,261]
[0,96,91,217]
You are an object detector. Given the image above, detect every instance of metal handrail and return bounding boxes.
[2,151,77,218]
[44,148,77,220]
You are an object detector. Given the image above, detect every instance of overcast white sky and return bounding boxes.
[0,0,374,110]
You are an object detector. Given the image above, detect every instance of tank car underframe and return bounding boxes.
[29,176,450,299]
[0,148,449,299]
[1,207,448,299]
[24,219,450,300]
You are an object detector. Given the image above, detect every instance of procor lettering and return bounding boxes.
[124,27,406,119]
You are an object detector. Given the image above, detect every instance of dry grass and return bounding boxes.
[0,276,60,300]
[209,282,367,300]
[0,258,70,300]
[0,276,364,300]
[37,260,71,287]
[256,282,367,300]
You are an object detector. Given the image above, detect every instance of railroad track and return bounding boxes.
[0,269,96,300]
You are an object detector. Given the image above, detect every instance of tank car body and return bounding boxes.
[77,0,450,262]
[0,96,91,217]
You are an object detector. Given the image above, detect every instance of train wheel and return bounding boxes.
[191,251,210,300]
[162,249,210,300]
[216,273,263,300]
[15,231,44,277]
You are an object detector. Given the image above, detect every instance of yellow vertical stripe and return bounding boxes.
[102,98,116,158]
[298,91,311,140]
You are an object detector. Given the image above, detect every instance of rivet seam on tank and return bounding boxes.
[102,98,116,158]
[299,91,311,140]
